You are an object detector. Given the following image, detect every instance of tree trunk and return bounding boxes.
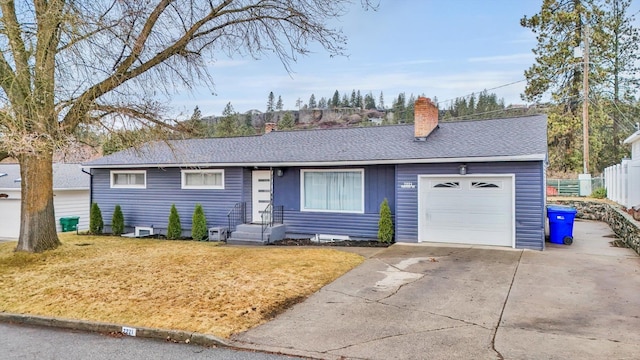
[15,153,61,252]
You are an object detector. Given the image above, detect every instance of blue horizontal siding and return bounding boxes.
[91,167,246,235]
[273,165,395,238]
[396,161,545,250]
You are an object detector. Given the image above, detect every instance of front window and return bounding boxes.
[301,169,364,213]
[111,171,146,189]
[181,169,224,189]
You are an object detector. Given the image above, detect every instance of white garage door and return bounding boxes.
[419,175,514,247]
[0,198,21,239]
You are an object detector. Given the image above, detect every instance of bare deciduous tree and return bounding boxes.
[0,0,376,252]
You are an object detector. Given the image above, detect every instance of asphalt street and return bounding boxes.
[0,323,303,360]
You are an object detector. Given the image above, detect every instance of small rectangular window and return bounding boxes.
[111,170,146,189]
[181,169,224,189]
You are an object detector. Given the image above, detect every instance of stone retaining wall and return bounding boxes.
[549,199,640,255]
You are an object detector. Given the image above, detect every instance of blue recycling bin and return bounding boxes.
[547,205,577,245]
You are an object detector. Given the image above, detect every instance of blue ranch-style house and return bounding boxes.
[84,97,549,250]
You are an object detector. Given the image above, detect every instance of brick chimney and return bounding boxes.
[414,97,438,140]
[265,122,277,134]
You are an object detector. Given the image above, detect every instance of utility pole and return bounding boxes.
[579,22,592,196]
[582,23,590,175]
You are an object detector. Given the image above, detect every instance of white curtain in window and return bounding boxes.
[186,172,221,186]
[114,173,144,186]
[304,171,362,212]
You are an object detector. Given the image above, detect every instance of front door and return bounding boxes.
[252,170,272,223]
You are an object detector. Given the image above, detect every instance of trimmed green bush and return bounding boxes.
[111,205,124,235]
[378,198,394,243]
[89,203,104,235]
[167,204,182,240]
[591,187,607,199]
[191,204,208,241]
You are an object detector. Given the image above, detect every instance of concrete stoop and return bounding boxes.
[226,224,286,246]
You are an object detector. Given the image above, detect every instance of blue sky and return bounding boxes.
[171,1,546,117]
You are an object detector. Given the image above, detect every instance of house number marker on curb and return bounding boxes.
[121,326,137,336]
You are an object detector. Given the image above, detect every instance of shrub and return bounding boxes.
[167,204,182,240]
[191,204,208,241]
[89,203,104,235]
[591,187,607,199]
[111,205,124,235]
[378,198,394,243]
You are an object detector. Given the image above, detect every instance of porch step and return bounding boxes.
[227,224,286,246]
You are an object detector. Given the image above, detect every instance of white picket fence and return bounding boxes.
[604,159,640,208]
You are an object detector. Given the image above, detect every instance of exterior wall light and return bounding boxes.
[459,164,467,175]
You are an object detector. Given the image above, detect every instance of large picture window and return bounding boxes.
[110,170,146,189]
[301,169,364,213]
[181,169,224,189]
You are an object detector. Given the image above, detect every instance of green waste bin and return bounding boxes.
[60,216,80,232]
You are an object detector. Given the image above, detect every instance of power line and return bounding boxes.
[437,79,528,106]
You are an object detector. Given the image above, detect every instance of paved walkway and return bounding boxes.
[233,220,640,360]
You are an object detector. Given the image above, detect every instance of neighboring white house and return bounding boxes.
[0,163,90,239]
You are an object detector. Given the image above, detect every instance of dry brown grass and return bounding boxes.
[0,234,364,338]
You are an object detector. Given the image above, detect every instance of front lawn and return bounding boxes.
[0,234,364,338]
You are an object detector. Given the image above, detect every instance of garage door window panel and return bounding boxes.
[471,181,502,189]
[301,169,364,213]
[432,181,460,189]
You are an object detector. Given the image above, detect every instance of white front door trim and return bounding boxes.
[252,170,272,223]
[417,174,516,248]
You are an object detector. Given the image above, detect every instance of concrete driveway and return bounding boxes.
[233,220,640,360]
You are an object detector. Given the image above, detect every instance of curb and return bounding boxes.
[0,312,230,348]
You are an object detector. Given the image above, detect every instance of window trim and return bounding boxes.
[110,170,147,189]
[181,169,225,190]
[300,168,365,214]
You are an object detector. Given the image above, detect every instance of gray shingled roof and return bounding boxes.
[0,163,90,190]
[84,115,547,167]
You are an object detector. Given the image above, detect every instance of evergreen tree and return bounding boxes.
[350,89,357,108]
[191,204,208,241]
[522,0,640,173]
[266,91,275,122]
[521,0,603,106]
[276,95,284,111]
[267,91,275,112]
[167,204,182,240]
[597,0,640,163]
[331,90,340,108]
[318,97,328,109]
[378,91,385,109]
[340,94,350,107]
[215,102,239,137]
[392,93,406,123]
[378,198,393,243]
[90,203,104,235]
[308,94,317,108]
[405,94,416,124]
[111,205,124,236]
[356,90,363,109]
[279,112,295,130]
[364,92,376,109]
